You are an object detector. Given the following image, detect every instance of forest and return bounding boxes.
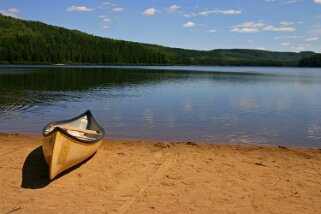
[0,15,319,66]
[298,54,321,67]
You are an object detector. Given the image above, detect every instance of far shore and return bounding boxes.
[1,133,321,213]
[0,63,317,68]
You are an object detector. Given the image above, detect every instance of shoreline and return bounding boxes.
[0,64,317,68]
[1,132,320,150]
[1,133,321,213]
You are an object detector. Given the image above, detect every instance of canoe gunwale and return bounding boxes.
[42,110,105,144]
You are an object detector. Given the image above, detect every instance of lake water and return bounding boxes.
[0,65,321,147]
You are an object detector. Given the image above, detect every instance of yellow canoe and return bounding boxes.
[42,110,105,180]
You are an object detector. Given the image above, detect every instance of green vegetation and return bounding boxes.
[0,15,182,65]
[154,47,316,66]
[0,15,318,66]
[298,54,321,67]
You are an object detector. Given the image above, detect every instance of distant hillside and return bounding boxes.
[155,47,316,66]
[0,15,183,65]
[298,54,321,67]
[0,15,317,66]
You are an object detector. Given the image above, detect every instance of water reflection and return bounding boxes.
[307,124,321,140]
[0,66,321,147]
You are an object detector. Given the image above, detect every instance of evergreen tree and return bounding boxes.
[0,15,319,66]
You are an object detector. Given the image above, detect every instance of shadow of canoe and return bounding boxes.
[21,146,50,189]
[21,146,96,189]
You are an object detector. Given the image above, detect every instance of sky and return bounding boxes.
[1,0,321,52]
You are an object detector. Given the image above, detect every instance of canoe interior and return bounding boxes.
[43,111,104,142]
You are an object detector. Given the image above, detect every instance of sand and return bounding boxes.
[0,134,321,214]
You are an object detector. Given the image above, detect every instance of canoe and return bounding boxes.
[42,110,105,179]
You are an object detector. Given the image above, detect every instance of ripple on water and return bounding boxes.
[1,66,321,147]
[307,124,321,140]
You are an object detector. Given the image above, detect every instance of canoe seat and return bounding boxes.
[67,130,96,141]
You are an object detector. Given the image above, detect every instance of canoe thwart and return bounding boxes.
[49,125,102,135]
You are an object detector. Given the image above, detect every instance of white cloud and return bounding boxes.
[263,25,295,31]
[230,27,259,33]
[0,8,20,18]
[315,0,321,4]
[257,47,266,50]
[112,7,124,12]
[291,46,305,51]
[230,22,265,33]
[199,9,241,16]
[235,22,265,28]
[103,25,110,29]
[183,21,196,28]
[98,2,119,10]
[279,21,303,26]
[67,6,94,12]
[102,2,117,6]
[182,13,197,18]
[98,15,111,22]
[208,29,217,33]
[182,9,241,18]
[266,0,298,4]
[285,0,298,4]
[274,35,303,39]
[231,21,297,33]
[305,36,319,41]
[167,5,180,13]
[291,44,311,51]
[7,8,19,13]
[142,8,159,16]
[275,35,319,42]
[280,42,291,46]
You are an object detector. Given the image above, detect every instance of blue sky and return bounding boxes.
[1,0,321,52]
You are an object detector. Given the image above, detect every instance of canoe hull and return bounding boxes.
[42,130,102,180]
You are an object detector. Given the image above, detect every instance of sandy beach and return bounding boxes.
[0,133,321,213]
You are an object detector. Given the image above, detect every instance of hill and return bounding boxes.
[298,54,321,67]
[0,15,317,66]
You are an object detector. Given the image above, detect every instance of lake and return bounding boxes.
[0,65,321,147]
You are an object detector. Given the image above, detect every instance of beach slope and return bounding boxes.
[0,134,321,213]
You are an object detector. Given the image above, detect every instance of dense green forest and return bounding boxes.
[0,15,318,66]
[298,54,321,67]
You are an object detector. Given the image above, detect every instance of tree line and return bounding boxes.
[298,54,321,67]
[0,15,319,67]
